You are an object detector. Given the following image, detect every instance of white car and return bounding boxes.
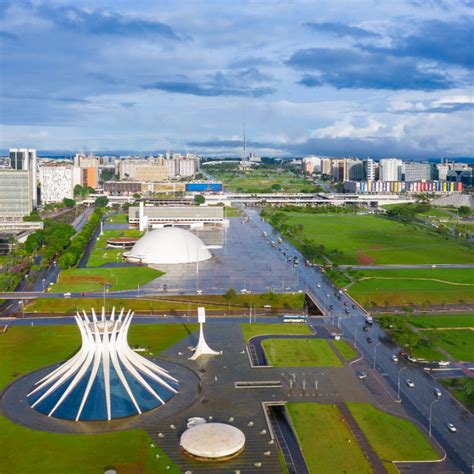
[391,354,398,362]
[447,423,457,433]
[64,292,71,298]
[316,284,321,288]
[196,289,203,295]
[434,388,442,398]
[406,379,415,388]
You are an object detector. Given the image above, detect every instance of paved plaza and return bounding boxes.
[143,218,302,294]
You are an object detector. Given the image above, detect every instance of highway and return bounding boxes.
[243,206,474,473]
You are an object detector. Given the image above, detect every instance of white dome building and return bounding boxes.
[124,227,211,265]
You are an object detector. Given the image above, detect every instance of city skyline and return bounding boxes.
[0,0,473,158]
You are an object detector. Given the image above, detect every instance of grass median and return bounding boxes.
[262,338,343,367]
[287,403,371,473]
[28,292,304,315]
[346,403,439,461]
[240,322,312,343]
[50,266,163,292]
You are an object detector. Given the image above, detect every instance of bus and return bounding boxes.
[283,314,307,323]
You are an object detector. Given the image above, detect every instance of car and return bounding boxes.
[352,304,357,309]
[334,335,341,341]
[367,337,373,343]
[357,372,367,379]
[391,354,398,362]
[337,295,342,300]
[196,289,203,295]
[438,361,450,366]
[343,301,348,306]
[406,379,415,388]
[80,292,85,297]
[363,326,369,332]
[447,423,457,433]
[434,388,442,398]
[407,355,418,363]
[345,309,351,314]
[326,294,330,298]
[329,304,335,310]
[64,292,71,298]
[316,284,321,288]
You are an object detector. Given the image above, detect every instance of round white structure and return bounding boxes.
[27,307,178,421]
[180,423,246,461]
[124,227,211,265]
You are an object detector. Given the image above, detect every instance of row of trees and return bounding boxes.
[25,219,75,263]
[58,207,105,269]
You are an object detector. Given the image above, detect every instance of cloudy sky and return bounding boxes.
[0,0,473,158]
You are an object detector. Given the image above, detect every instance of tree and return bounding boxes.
[95,196,109,208]
[271,183,282,191]
[23,210,42,222]
[458,206,473,217]
[224,288,236,300]
[194,194,205,205]
[63,198,75,208]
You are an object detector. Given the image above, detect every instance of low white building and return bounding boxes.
[40,164,74,203]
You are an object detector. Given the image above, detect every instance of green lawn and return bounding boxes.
[276,212,474,265]
[208,167,319,193]
[347,403,439,461]
[51,266,163,292]
[223,207,242,217]
[240,323,312,343]
[406,313,474,328]
[0,323,196,473]
[262,338,343,367]
[425,330,474,361]
[287,403,371,473]
[87,229,142,267]
[348,268,474,307]
[440,378,474,412]
[28,293,304,314]
[333,339,357,360]
[106,213,129,224]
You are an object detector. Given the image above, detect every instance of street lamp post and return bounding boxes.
[354,322,364,349]
[429,398,439,438]
[42,278,46,292]
[373,342,382,370]
[397,366,408,401]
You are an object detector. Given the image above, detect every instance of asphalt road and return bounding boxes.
[243,206,474,473]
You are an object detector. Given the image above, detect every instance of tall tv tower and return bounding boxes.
[242,117,247,162]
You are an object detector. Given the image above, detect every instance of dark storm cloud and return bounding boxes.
[360,20,474,69]
[288,48,454,90]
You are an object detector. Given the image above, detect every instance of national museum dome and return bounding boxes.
[124,227,212,265]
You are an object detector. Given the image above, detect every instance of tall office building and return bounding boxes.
[73,153,99,189]
[0,170,32,221]
[379,158,403,181]
[403,162,432,182]
[363,158,375,181]
[9,148,37,206]
[344,159,364,181]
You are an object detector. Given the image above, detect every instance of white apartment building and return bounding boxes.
[40,165,74,203]
[302,156,322,174]
[379,158,403,181]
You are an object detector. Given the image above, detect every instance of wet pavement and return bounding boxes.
[143,218,301,294]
